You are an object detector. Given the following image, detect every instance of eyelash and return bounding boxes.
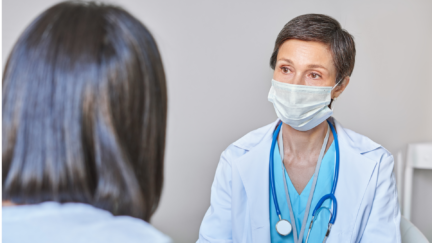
[280,66,322,79]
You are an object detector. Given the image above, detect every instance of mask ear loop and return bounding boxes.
[331,78,344,104]
[331,78,344,90]
[329,78,344,108]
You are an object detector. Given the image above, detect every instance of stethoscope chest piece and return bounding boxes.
[276,219,292,236]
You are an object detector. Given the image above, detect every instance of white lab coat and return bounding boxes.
[197,118,401,243]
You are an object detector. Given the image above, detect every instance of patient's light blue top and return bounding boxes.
[270,141,335,243]
[2,202,171,243]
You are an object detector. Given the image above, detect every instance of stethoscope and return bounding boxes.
[269,120,340,243]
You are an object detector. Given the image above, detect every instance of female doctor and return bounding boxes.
[197,14,400,243]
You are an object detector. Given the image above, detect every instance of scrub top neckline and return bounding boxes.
[276,142,335,197]
[276,141,336,203]
[283,161,314,197]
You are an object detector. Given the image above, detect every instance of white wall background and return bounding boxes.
[3,0,432,242]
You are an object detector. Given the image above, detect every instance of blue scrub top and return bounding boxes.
[270,141,335,243]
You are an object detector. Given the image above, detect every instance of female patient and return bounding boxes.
[2,1,169,242]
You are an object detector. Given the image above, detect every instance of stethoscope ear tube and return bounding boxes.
[327,120,339,196]
[269,122,283,217]
[312,193,338,224]
[326,120,339,224]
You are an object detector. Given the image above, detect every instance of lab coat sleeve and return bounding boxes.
[197,145,241,243]
[360,152,401,242]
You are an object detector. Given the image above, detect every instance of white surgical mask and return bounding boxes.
[268,79,341,131]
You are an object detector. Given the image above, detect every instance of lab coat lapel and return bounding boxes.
[233,122,277,243]
[327,120,378,242]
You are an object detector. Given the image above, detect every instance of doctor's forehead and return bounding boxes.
[276,39,336,72]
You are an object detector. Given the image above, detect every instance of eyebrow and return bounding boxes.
[278,58,294,65]
[277,58,329,71]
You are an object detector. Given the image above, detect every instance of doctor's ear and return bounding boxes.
[332,76,350,99]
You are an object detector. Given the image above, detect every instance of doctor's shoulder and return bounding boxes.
[219,120,279,166]
[341,124,394,164]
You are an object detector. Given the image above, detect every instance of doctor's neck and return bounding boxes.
[281,121,333,156]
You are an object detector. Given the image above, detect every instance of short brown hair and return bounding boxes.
[270,14,356,83]
[2,1,167,222]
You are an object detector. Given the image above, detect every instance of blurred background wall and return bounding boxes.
[3,0,432,242]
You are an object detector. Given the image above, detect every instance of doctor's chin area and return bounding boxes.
[2,1,432,243]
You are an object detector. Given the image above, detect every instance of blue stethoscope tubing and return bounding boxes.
[269,120,340,236]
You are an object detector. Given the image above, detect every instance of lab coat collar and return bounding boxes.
[232,118,381,154]
[330,117,381,154]
[233,118,380,243]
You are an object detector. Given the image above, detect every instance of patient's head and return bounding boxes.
[2,1,167,222]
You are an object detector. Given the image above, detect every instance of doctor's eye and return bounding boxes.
[280,66,291,74]
[310,72,322,79]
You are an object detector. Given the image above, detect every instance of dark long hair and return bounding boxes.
[2,1,167,222]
